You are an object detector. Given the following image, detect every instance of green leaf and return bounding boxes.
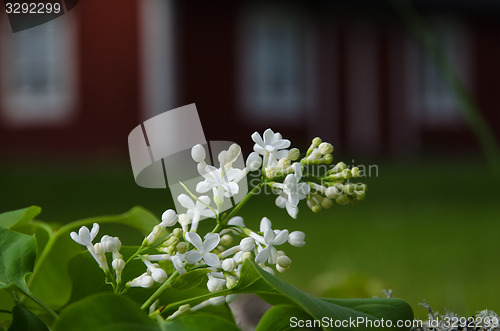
[0,206,41,230]
[257,305,317,331]
[238,261,414,330]
[171,269,210,290]
[162,313,240,331]
[0,228,36,294]
[66,252,111,304]
[54,294,157,331]
[28,207,160,308]
[8,304,48,331]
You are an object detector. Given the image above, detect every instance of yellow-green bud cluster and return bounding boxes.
[302,138,334,165]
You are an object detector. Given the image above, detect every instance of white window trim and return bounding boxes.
[1,12,78,127]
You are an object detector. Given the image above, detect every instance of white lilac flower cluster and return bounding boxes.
[70,128,366,319]
[413,301,500,331]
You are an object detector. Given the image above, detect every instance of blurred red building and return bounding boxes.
[0,0,499,158]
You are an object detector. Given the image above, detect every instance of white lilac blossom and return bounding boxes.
[177,194,216,231]
[252,128,290,169]
[196,164,242,206]
[69,128,367,321]
[273,163,311,219]
[184,232,221,268]
[70,224,109,270]
[254,218,289,264]
[288,231,306,247]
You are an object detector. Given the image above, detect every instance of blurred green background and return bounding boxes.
[1,155,498,318]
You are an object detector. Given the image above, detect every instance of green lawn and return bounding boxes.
[1,157,499,318]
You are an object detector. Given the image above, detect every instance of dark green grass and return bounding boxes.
[1,158,498,318]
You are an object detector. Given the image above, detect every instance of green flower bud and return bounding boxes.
[351,167,361,178]
[344,184,355,195]
[312,205,322,213]
[166,246,176,256]
[342,169,352,179]
[325,186,340,199]
[176,242,188,254]
[288,148,300,161]
[277,256,292,268]
[355,183,367,192]
[225,276,237,289]
[335,195,350,205]
[323,154,333,164]
[172,228,183,238]
[165,236,179,247]
[220,234,233,246]
[321,197,333,209]
[240,252,253,262]
[354,191,366,201]
[318,142,334,155]
[276,264,289,273]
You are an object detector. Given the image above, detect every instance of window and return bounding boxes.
[406,17,470,126]
[238,4,315,122]
[1,13,77,126]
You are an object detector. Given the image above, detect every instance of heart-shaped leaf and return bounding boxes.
[0,206,41,230]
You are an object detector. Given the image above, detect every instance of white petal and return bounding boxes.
[263,129,275,144]
[253,144,265,155]
[198,195,211,206]
[78,226,91,245]
[255,247,271,264]
[70,231,84,245]
[293,163,302,178]
[184,250,202,264]
[251,132,264,146]
[203,253,220,268]
[203,233,220,252]
[272,229,289,246]
[269,247,278,264]
[285,204,298,219]
[196,181,213,193]
[228,216,245,227]
[185,232,203,250]
[224,182,239,196]
[260,217,272,233]
[90,223,100,241]
[264,230,276,245]
[274,139,291,150]
[177,194,195,210]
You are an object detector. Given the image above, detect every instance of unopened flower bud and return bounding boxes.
[288,231,305,247]
[220,234,233,246]
[112,258,125,271]
[140,275,154,288]
[276,264,289,273]
[209,296,226,306]
[93,242,105,255]
[161,209,178,227]
[207,277,226,293]
[166,246,176,256]
[240,252,253,262]
[288,148,300,161]
[336,195,350,205]
[321,198,333,209]
[351,167,361,178]
[325,186,340,199]
[342,169,352,179]
[355,183,367,192]
[172,228,183,238]
[323,154,333,164]
[312,205,321,213]
[225,276,237,289]
[355,191,366,201]
[318,143,333,155]
[151,268,168,283]
[277,256,292,268]
[191,144,206,163]
[145,225,166,245]
[103,236,121,252]
[222,258,237,272]
[312,137,322,147]
[261,266,275,275]
[344,184,355,195]
[176,242,188,254]
[165,236,179,247]
[240,237,255,252]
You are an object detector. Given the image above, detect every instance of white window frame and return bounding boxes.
[406,17,471,127]
[1,12,78,127]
